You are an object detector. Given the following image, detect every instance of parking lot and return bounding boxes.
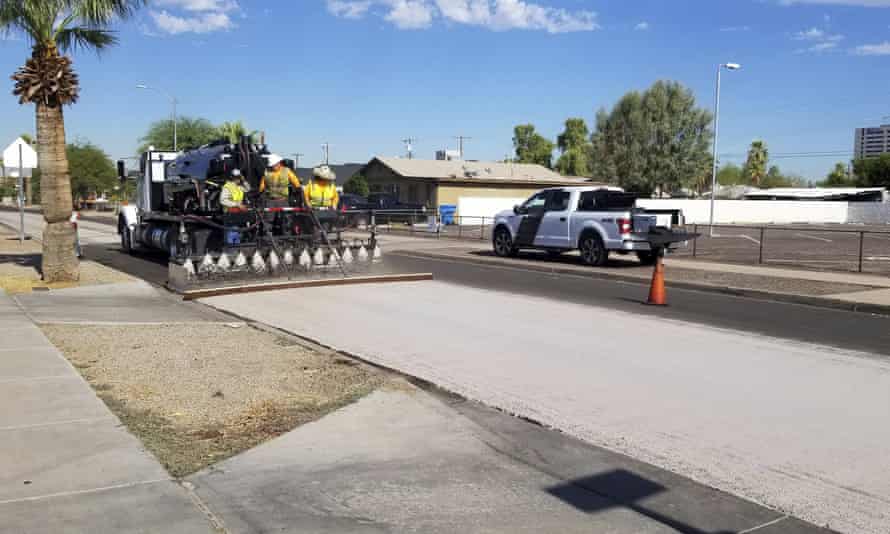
[676,224,890,274]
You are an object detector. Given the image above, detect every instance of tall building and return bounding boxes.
[855,125,890,158]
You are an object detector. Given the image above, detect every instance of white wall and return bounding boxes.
[457,197,526,222]
[847,203,890,225]
[637,199,850,224]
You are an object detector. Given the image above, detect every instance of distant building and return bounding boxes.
[293,163,364,187]
[360,156,593,219]
[855,125,890,159]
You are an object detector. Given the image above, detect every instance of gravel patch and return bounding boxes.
[42,323,385,477]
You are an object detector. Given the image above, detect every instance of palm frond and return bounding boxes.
[68,0,146,26]
[56,26,116,53]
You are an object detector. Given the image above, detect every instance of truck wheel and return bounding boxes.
[636,248,662,266]
[493,227,517,257]
[120,224,133,254]
[579,233,607,267]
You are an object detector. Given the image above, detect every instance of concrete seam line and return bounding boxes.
[0,374,80,384]
[32,321,246,326]
[0,478,171,506]
[0,416,116,432]
[737,515,789,533]
[0,345,59,352]
[178,481,230,534]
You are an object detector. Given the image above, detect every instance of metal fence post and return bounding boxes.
[480,218,486,240]
[458,217,463,239]
[410,212,415,235]
[758,227,765,265]
[692,224,698,257]
[859,232,865,273]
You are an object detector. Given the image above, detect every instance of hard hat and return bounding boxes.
[266,154,283,167]
[229,168,242,178]
[313,165,336,182]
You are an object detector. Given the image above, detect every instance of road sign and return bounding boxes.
[3,137,37,169]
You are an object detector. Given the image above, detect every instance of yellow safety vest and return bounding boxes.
[306,181,338,208]
[223,181,244,204]
[265,168,298,199]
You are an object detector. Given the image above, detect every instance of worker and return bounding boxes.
[304,165,340,210]
[260,154,301,205]
[220,169,249,212]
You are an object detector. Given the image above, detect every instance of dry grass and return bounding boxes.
[0,233,133,294]
[43,323,385,477]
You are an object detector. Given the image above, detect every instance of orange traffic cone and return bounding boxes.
[647,254,667,306]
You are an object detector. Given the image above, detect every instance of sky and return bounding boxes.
[1,0,889,181]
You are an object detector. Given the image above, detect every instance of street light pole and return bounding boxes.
[708,63,740,236]
[136,84,178,151]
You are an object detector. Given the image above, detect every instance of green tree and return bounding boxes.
[853,155,890,188]
[716,163,746,185]
[343,174,370,197]
[555,118,592,176]
[3,0,145,282]
[513,124,555,168]
[819,162,854,187]
[138,116,218,153]
[217,120,257,144]
[743,140,769,186]
[590,81,712,196]
[67,141,116,201]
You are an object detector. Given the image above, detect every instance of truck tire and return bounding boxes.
[493,227,518,258]
[579,232,607,267]
[636,248,663,266]
[120,222,133,254]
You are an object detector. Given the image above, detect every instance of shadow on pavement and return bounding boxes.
[469,249,645,269]
[547,469,732,534]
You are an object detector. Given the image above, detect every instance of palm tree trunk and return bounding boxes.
[36,101,78,282]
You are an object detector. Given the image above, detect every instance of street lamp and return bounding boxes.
[136,84,178,151]
[708,62,741,235]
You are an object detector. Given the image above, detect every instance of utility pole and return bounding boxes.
[291,153,304,169]
[453,135,472,160]
[402,137,417,159]
[321,143,330,165]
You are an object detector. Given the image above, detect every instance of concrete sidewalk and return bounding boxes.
[0,291,216,533]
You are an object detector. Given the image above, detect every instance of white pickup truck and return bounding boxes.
[491,186,684,266]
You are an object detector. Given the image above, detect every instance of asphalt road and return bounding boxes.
[4,205,886,357]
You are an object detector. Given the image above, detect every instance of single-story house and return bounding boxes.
[294,163,364,188]
[360,157,592,219]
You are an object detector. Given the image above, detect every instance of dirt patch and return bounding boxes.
[0,233,133,294]
[42,323,386,477]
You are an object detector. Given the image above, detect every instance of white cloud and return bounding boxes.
[153,0,238,11]
[634,21,649,31]
[147,0,239,35]
[385,0,435,29]
[327,0,598,33]
[791,25,843,53]
[327,0,372,19]
[853,41,890,54]
[150,10,234,34]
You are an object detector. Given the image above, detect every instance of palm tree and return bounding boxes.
[217,120,258,144]
[744,140,769,187]
[1,1,144,282]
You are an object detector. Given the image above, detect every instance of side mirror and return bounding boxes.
[117,160,126,182]
[513,205,526,215]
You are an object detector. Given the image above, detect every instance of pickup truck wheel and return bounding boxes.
[493,228,517,257]
[579,233,607,267]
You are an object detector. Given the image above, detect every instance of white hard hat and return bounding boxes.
[265,154,283,167]
[313,165,336,181]
[230,168,242,177]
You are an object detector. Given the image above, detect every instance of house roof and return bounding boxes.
[368,157,589,186]
[295,163,364,186]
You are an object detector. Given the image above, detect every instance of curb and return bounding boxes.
[393,249,890,318]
